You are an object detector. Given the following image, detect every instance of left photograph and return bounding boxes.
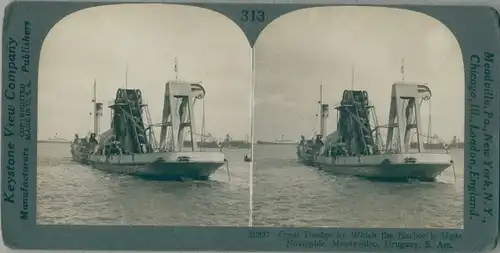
[36,4,252,226]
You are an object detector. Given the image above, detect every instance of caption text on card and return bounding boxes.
[3,20,33,221]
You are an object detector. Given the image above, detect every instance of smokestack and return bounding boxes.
[320,104,329,137]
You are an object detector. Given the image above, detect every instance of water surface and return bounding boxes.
[37,143,250,226]
[252,145,464,228]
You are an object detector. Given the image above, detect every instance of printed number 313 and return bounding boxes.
[241,10,265,22]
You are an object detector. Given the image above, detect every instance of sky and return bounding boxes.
[38,5,465,144]
[253,6,464,143]
[38,4,252,141]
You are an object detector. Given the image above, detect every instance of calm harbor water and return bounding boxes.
[37,143,250,226]
[38,143,464,228]
[252,145,464,228]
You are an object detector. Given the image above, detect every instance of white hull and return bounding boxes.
[87,151,226,180]
[314,153,452,181]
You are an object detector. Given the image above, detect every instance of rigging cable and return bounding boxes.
[427,98,432,148]
[201,96,206,151]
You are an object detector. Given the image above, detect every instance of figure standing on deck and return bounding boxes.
[89,133,99,154]
[244,154,252,162]
[443,143,449,154]
[315,135,323,147]
[89,133,98,145]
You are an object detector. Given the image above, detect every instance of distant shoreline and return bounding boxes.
[37,140,71,144]
[256,140,297,145]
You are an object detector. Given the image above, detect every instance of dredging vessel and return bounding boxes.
[76,80,226,181]
[297,82,453,181]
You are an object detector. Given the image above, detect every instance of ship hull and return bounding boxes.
[296,143,320,166]
[87,151,225,181]
[315,153,452,182]
[297,151,316,166]
[70,143,91,165]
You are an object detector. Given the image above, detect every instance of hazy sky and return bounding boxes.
[39,4,251,141]
[254,6,464,143]
[39,5,465,144]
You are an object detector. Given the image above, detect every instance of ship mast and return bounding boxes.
[318,83,322,137]
[125,63,129,88]
[401,57,405,83]
[91,79,103,136]
[92,79,98,135]
[318,83,328,138]
[174,56,179,80]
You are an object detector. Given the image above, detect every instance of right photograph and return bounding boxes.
[252,6,464,228]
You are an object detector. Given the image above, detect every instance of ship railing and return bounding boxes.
[107,99,148,107]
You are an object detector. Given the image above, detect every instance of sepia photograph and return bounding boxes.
[252,6,464,228]
[36,4,252,226]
